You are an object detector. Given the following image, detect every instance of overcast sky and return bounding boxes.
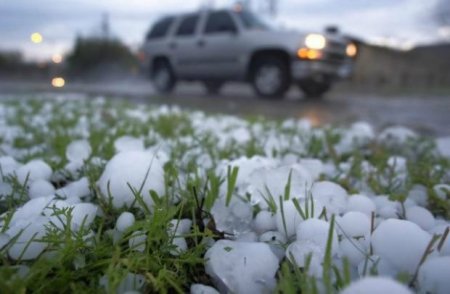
[0,0,445,61]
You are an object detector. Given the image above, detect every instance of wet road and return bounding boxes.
[1,80,449,136]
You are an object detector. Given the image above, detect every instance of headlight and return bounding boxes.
[346,43,357,57]
[305,34,326,50]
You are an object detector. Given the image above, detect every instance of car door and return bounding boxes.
[170,13,202,79]
[197,10,243,79]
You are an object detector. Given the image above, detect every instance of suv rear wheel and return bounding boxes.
[152,60,176,94]
[203,81,224,95]
[251,57,290,99]
[298,79,331,98]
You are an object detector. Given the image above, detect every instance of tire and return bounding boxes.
[203,81,224,95]
[250,56,290,99]
[298,79,331,98]
[152,60,176,94]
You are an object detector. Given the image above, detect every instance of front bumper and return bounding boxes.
[291,59,353,81]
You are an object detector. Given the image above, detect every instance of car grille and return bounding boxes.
[325,52,347,63]
[325,40,348,63]
[328,40,347,52]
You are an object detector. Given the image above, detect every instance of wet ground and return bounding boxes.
[1,80,449,136]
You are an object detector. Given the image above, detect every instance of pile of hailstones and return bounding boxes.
[1,119,450,293]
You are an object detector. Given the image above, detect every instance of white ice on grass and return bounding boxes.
[99,273,145,293]
[298,158,324,180]
[286,240,323,277]
[339,238,369,266]
[63,160,84,178]
[10,196,54,225]
[296,218,339,255]
[253,210,277,234]
[259,231,286,260]
[311,181,348,215]
[378,125,417,147]
[259,231,287,244]
[372,195,399,219]
[168,219,192,255]
[97,151,165,210]
[0,156,20,176]
[116,212,135,232]
[405,206,435,231]
[433,184,449,200]
[114,136,145,153]
[337,212,371,238]
[168,219,192,235]
[436,137,450,158]
[55,177,90,199]
[129,230,146,252]
[71,203,97,229]
[211,198,253,237]
[335,122,374,154]
[217,156,276,188]
[407,185,428,207]
[0,182,13,199]
[190,284,219,294]
[15,160,52,185]
[0,233,10,249]
[28,180,55,199]
[66,140,91,162]
[341,277,412,294]
[205,240,279,294]
[246,164,313,208]
[7,218,47,260]
[346,195,376,217]
[418,256,450,294]
[359,255,397,277]
[371,219,432,274]
[275,198,324,238]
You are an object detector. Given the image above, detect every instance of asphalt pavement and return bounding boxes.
[1,80,449,136]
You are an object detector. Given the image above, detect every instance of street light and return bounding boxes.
[52,54,63,64]
[31,32,43,44]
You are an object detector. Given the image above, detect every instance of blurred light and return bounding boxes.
[234,3,243,12]
[302,110,322,127]
[346,43,357,57]
[52,54,63,64]
[305,34,326,50]
[51,77,65,88]
[298,48,322,60]
[31,32,43,44]
[137,51,146,62]
[438,26,450,39]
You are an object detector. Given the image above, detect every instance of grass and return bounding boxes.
[0,95,449,293]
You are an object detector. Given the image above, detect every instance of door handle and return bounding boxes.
[197,40,205,47]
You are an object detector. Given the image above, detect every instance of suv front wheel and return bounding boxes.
[152,60,176,94]
[251,57,290,99]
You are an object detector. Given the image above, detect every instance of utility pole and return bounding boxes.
[268,0,278,16]
[101,13,110,40]
[234,0,278,16]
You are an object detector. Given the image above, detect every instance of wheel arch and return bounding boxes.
[150,55,173,77]
[246,48,291,81]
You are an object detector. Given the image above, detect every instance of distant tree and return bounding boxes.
[66,36,138,78]
[0,51,23,70]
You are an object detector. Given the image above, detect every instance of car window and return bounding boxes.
[204,11,237,34]
[235,11,272,30]
[176,14,200,36]
[147,17,175,39]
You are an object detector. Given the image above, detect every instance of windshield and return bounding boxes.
[235,11,273,30]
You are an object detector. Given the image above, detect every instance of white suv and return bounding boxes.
[140,8,357,98]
